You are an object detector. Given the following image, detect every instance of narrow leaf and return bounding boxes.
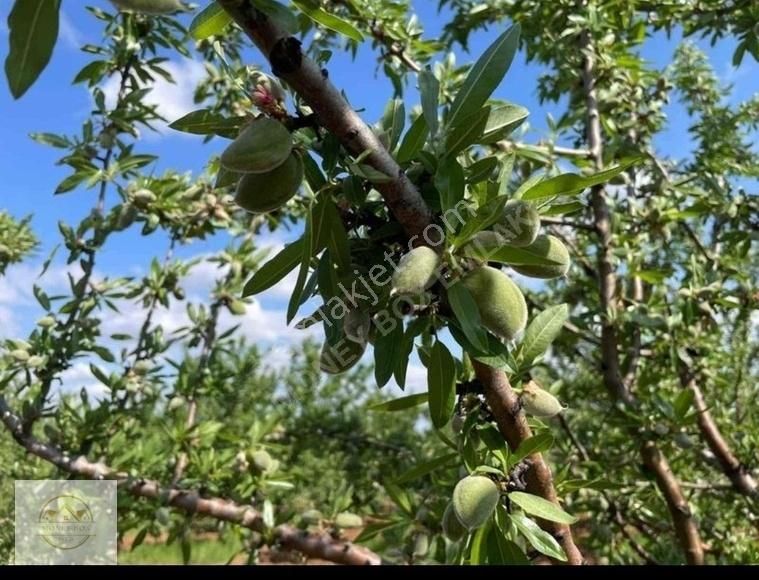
[369,393,427,412]
[242,239,304,297]
[520,304,569,365]
[521,157,642,200]
[427,340,456,429]
[447,283,488,352]
[190,2,232,40]
[418,68,439,136]
[509,492,577,524]
[292,0,363,42]
[447,24,520,128]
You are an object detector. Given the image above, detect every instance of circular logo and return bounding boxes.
[37,495,96,550]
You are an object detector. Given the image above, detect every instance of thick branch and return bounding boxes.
[640,441,704,565]
[218,0,432,242]
[678,367,757,496]
[578,26,703,563]
[218,0,582,563]
[0,395,380,565]
[473,362,584,565]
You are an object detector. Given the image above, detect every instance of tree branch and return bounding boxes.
[473,362,584,565]
[678,366,757,496]
[640,441,704,565]
[578,25,703,563]
[0,395,380,565]
[218,0,582,563]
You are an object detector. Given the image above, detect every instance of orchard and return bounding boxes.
[1,0,757,566]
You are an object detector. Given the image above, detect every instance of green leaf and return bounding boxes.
[383,482,414,517]
[354,519,406,543]
[447,283,488,352]
[447,24,520,129]
[29,132,69,148]
[510,512,567,561]
[451,195,510,248]
[521,157,641,200]
[489,533,530,564]
[434,157,465,212]
[292,0,363,42]
[5,0,61,99]
[479,103,529,144]
[466,156,499,184]
[251,0,299,34]
[541,201,584,216]
[312,196,350,273]
[287,207,315,323]
[520,304,569,365]
[190,2,232,40]
[242,239,304,297]
[369,393,427,412]
[381,98,405,152]
[168,109,243,139]
[427,340,456,429]
[673,389,695,422]
[510,432,554,466]
[396,114,429,163]
[395,452,457,484]
[469,520,491,564]
[445,106,491,157]
[466,244,567,266]
[508,492,577,524]
[374,317,404,388]
[418,68,439,136]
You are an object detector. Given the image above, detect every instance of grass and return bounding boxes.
[118,534,244,565]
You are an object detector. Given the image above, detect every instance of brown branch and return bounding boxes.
[218,0,432,242]
[678,366,757,496]
[473,362,584,565]
[0,395,380,565]
[578,25,703,563]
[640,441,704,565]
[218,0,582,564]
[622,275,644,390]
[579,31,632,408]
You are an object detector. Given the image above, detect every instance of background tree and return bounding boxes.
[1,0,756,565]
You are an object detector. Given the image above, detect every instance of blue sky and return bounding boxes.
[0,1,756,394]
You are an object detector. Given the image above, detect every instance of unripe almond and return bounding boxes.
[344,309,371,344]
[510,235,570,279]
[460,266,527,340]
[391,247,440,295]
[334,512,363,529]
[463,230,505,261]
[319,338,366,374]
[412,532,429,557]
[110,0,183,14]
[227,299,247,316]
[452,475,500,530]
[301,509,323,526]
[520,381,564,418]
[221,118,292,174]
[442,502,466,541]
[235,153,303,213]
[37,316,56,328]
[251,449,273,473]
[10,350,30,363]
[27,355,45,368]
[494,200,541,247]
[132,188,156,206]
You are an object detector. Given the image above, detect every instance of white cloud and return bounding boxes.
[59,10,83,49]
[101,58,207,136]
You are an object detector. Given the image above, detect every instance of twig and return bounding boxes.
[0,395,381,565]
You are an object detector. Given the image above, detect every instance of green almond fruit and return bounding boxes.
[461,266,527,341]
[494,200,541,247]
[320,338,366,374]
[234,153,304,213]
[251,449,273,472]
[452,475,500,531]
[463,230,505,261]
[442,502,467,541]
[36,316,56,328]
[335,512,363,529]
[343,309,371,344]
[10,350,30,363]
[301,509,323,526]
[221,118,292,174]
[110,0,183,14]
[391,246,441,295]
[412,532,430,557]
[510,234,570,279]
[521,381,564,418]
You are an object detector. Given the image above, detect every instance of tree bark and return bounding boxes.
[578,27,704,563]
[217,0,583,564]
[640,441,704,565]
[679,368,757,496]
[474,362,584,565]
[0,395,380,565]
